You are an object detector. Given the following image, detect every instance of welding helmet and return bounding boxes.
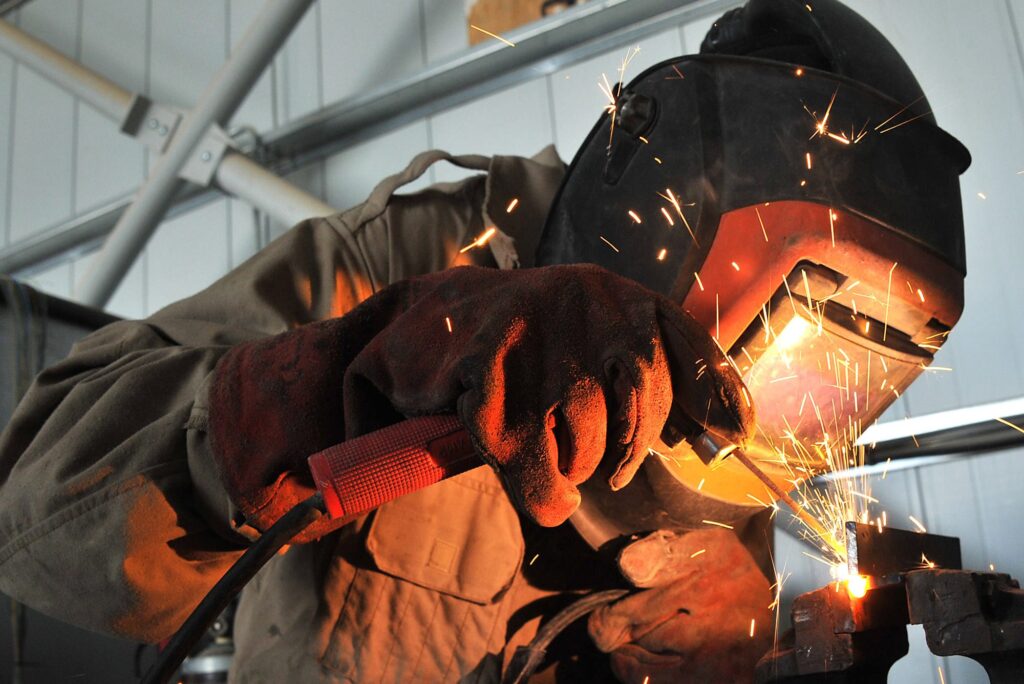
[536,0,970,547]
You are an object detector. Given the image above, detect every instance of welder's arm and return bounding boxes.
[0,216,378,643]
[208,263,753,540]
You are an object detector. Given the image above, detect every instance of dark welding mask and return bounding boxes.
[536,0,970,547]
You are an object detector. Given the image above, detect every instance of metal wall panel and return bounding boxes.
[323,120,431,213]
[75,0,147,214]
[275,0,321,125]
[148,0,227,110]
[8,67,75,242]
[319,0,425,108]
[422,0,468,65]
[228,0,278,133]
[22,258,72,298]
[72,247,147,319]
[145,198,229,313]
[429,77,553,184]
[0,53,13,247]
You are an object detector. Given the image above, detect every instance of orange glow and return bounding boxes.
[657,248,668,261]
[846,574,869,599]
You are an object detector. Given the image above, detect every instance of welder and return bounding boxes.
[0,1,969,682]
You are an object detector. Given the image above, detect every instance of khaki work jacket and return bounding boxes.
[0,147,764,683]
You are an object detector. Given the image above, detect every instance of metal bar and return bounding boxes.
[0,17,133,120]
[75,0,316,307]
[215,151,335,227]
[1,0,729,275]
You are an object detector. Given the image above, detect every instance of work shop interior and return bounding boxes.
[0,1,1022,683]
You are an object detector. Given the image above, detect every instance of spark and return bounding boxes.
[977,191,987,200]
[806,152,812,169]
[657,248,668,261]
[875,94,926,131]
[909,515,927,533]
[657,188,699,244]
[938,665,946,684]
[827,131,851,144]
[445,316,453,333]
[660,207,674,226]
[805,3,813,11]
[638,135,649,144]
[469,24,515,47]
[995,417,1024,435]
[702,519,734,529]
[881,457,891,479]
[628,210,642,224]
[991,563,996,571]
[697,478,706,491]
[459,227,497,253]
[529,553,539,566]
[829,208,836,247]
[883,262,897,341]
[795,67,804,76]
[505,198,519,213]
[749,618,756,638]
[754,206,769,241]
[690,548,706,558]
[694,272,705,291]
[921,553,936,569]
[667,64,686,80]
[599,235,620,253]
[877,107,935,134]
[654,157,662,164]
[731,261,740,271]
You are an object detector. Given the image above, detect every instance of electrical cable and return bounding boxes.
[140,493,326,684]
[501,588,630,684]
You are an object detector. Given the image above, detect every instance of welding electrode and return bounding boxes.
[691,430,845,557]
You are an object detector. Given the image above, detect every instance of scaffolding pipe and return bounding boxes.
[216,151,335,227]
[0,17,132,121]
[76,0,315,308]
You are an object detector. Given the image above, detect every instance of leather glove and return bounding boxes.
[209,264,752,537]
[588,528,772,684]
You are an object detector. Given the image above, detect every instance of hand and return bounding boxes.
[589,528,772,684]
[209,265,752,535]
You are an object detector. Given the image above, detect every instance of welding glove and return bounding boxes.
[588,528,772,684]
[209,264,752,538]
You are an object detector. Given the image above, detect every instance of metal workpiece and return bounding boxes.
[845,521,962,579]
[75,0,317,308]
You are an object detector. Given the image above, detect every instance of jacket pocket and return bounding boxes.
[365,465,524,604]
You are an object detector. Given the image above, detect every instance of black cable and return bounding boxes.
[141,494,326,684]
[502,588,630,684]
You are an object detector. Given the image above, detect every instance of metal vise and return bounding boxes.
[757,523,1024,683]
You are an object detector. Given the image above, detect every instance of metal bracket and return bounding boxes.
[178,125,236,187]
[119,94,184,154]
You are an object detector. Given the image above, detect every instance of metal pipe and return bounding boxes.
[75,0,315,307]
[0,17,133,120]
[215,151,335,227]
[1,0,726,275]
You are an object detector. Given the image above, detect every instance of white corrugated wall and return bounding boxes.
[2,1,1023,681]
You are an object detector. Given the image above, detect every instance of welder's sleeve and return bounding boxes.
[0,201,488,643]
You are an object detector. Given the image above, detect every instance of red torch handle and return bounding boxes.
[307,414,480,519]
